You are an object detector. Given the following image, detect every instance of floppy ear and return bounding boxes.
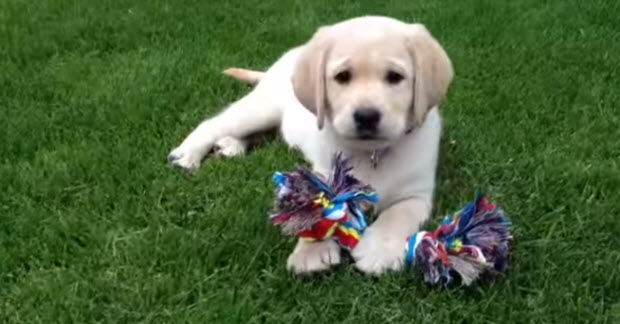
[291,27,333,129]
[406,24,454,127]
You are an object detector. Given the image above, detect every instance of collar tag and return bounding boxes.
[370,148,390,169]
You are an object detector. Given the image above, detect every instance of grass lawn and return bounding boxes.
[2,0,620,322]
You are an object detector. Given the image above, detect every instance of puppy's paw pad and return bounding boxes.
[352,227,406,276]
[287,240,341,274]
[214,136,246,157]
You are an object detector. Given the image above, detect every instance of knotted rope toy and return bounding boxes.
[269,153,512,286]
[405,192,512,285]
[269,152,378,250]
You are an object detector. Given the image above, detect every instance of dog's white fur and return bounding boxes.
[168,16,453,275]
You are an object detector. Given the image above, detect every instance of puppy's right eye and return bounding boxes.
[334,70,351,85]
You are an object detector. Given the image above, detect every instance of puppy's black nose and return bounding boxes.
[353,108,381,130]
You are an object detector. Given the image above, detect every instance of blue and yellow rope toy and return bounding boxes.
[269,153,513,286]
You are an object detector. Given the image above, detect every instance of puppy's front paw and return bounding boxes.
[168,145,206,171]
[287,239,341,274]
[352,225,407,276]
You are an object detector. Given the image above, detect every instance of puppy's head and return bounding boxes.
[292,16,453,149]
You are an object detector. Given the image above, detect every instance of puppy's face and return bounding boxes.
[292,16,453,150]
[325,36,414,146]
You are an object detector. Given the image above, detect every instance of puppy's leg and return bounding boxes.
[168,48,304,171]
[287,239,341,274]
[168,86,283,170]
[352,197,430,275]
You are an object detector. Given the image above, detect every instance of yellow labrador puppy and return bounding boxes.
[168,16,453,275]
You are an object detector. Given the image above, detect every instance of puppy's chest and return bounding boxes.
[348,153,413,205]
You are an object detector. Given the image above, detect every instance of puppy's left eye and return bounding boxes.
[386,71,404,85]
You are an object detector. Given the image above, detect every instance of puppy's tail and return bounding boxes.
[223,68,265,85]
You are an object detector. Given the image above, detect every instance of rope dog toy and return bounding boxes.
[269,152,378,250]
[405,192,512,285]
[269,153,512,286]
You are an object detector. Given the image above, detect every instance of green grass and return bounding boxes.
[1,0,620,322]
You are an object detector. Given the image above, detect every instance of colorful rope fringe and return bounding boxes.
[269,153,378,250]
[405,191,512,285]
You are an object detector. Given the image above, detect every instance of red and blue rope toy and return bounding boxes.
[269,153,512,286]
